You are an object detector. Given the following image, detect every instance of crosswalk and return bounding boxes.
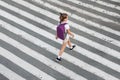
[0,0,120,80]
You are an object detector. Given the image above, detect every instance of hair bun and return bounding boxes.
[59,13,68,22]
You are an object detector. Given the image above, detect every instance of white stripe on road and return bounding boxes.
[90,0,120,11]
[1,18,120,74]
[0,64,26,80]
[67,0,120,18]
[0,21,119,80]
[10,0,120,47]
[0,33,87,80]
[0,47,56,80]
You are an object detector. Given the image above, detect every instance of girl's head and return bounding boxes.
[59,13,68,23]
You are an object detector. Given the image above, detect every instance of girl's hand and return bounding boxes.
[71,34,74,38]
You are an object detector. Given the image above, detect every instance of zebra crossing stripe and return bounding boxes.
[0,64,26,80]
[0,47,56,80]
[40,0,119,24]
[67,0,120,18]
[10,0,120,47]
[0,33,87,80]
[0,21,119,80]
[1,17,120,74]
[89,0,120,10]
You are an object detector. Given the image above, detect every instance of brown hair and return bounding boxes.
[59,13,68,23]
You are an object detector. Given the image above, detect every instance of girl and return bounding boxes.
[56,13,76,62]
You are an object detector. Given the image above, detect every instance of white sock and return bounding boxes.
[58,56,61,59]
[70,45,76,49]
[70,45,73,49]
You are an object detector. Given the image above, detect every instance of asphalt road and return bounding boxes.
[0,0,120,80]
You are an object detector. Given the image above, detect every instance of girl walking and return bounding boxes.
[56,13,76,62]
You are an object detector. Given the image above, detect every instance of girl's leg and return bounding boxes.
[67,39,72,48]
[58,41,67,57]
[67,39,76,50]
